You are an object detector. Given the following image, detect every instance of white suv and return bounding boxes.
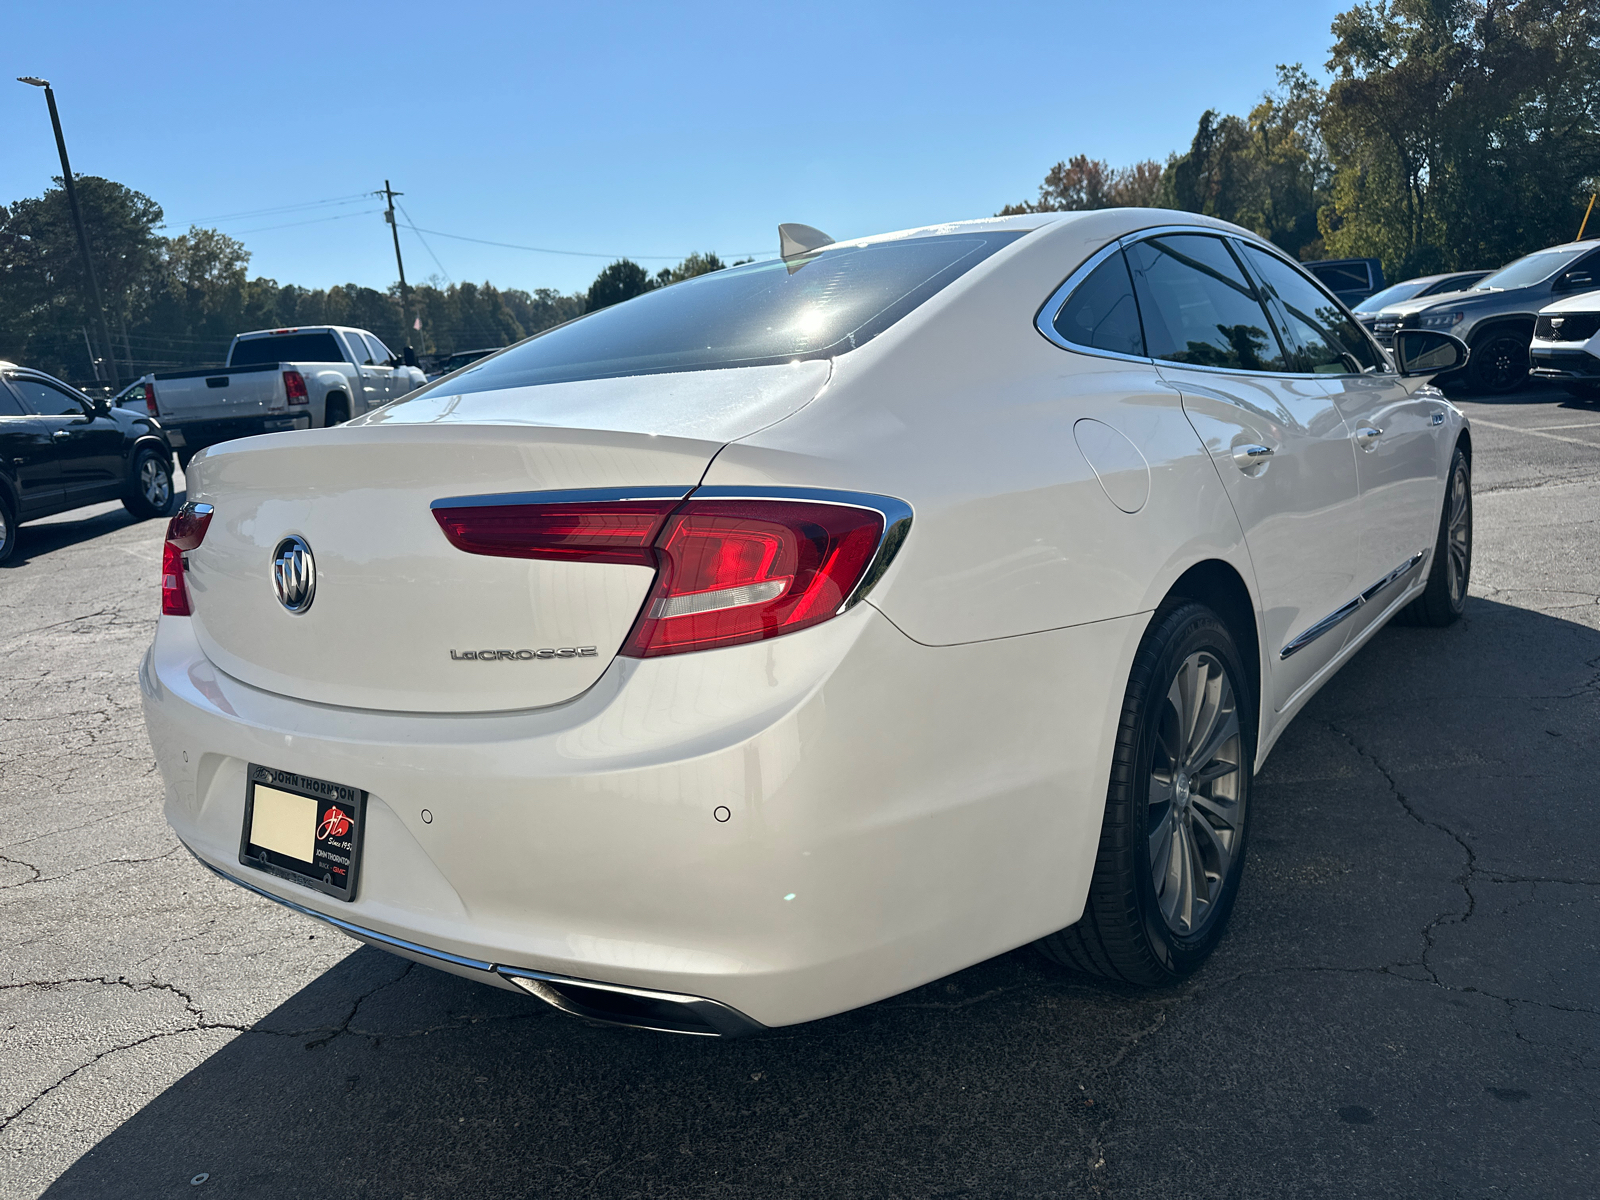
[1530,290,1600,397]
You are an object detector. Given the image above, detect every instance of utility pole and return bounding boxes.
[378,180,416,353]
[18,77,118,385]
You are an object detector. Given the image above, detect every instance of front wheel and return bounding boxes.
[1400,444,1471,627]
[122,447,177,521]
[1037,602,1254,985]
[0,495,15,565]
[1466,330,1530,394]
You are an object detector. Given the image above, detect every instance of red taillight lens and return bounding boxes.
[283,369,308,404]
[432,500,678,565]
[621,501,882,657]
[161,503,214,616]
[143,381,157,417]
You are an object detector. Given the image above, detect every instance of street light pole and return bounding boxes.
[17,76,118,385]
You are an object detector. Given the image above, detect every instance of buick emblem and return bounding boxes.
[272,536,316,613]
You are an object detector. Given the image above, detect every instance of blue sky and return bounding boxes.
[6,0,1349,296]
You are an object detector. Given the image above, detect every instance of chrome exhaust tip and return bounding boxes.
[498,967,766,1038]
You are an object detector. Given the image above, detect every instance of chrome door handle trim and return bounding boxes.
[1354,426,1383,448]
[1231,444,1274,468]
[51,429,70,440]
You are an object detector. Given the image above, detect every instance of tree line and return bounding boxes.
[3,0,1595,388]
[1003,0,1600,275]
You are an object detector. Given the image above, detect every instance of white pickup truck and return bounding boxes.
[140,326,426,464]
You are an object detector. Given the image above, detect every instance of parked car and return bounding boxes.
[0,362,176,564]
[144,211,1471,1034]
[425,347,504,381]
[1529,290,1600,396]
[1371,239,1600,392]
[1303,257,1385,307]
[142,326,427,465]
[1351,270,1492,335]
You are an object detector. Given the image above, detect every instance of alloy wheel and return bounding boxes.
[1475,334,1529,392]
[142,456,172,508]
[1147,651,1245,936]
[1446,458,1471,607]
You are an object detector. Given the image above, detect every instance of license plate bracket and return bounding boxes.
[239,764,366,902]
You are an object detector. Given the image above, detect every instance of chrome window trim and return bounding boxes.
[430,485,695,509]
[1279,551,1427,660]
[1033,239,1155,364]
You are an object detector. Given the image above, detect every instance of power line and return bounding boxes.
[397,203,452,284]
[222,209,385,235]
[171,192,374,225]
[396,221,766,263]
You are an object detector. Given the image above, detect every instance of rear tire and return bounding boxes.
[1399,445,1471,627]
[1037,602,1254,985]
[324,395,349,427]
[122,447,177,521]
[0,495,15,566]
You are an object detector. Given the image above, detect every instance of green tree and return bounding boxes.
[654,251,727,286]
[585,259,654,312]
[999,155,1164,214]
[1320,0,1600,277]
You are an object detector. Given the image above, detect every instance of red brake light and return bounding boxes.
[283,369,308,405]
[432,500,678,565]
[162,503,214,616]
[143,381,157,416]
[622,501,882,657]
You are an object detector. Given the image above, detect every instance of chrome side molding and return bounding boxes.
[187,846,767,1038]
[1279,551,1427,660]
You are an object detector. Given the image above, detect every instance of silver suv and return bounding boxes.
[1370,240,1600,393]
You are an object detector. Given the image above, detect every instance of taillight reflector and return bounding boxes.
[432,494,891,657]
[283,369,309,405]
[162,503,214,616]
[143,381,157,417]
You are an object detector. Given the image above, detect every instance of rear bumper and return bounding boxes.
[167,414,312,454]
[142,606,1143,1028]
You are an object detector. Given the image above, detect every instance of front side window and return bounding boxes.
[407,231,1026,397]
[1124,234,1290,372]
[1051,250,1145,357]
[7,376,87,416]
[364,333,393,364]
[1241,244,1383,374]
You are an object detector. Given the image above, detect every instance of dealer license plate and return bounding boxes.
[239,764,366,902]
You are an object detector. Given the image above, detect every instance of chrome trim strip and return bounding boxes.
[185,847,497,972]
[497,966,766,1039]
[1033,239,1154,363]
[430,485,695,510]
[1279,551,1428,660]
[687,485,914,611]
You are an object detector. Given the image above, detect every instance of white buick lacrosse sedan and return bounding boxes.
[143,210,1472,1035]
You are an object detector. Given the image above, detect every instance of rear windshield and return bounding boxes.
[1475,245,1594,290]
[229,331,347,366]
[413,231,1026,395]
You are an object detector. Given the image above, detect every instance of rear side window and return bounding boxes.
[1124,234,1290,372]
[0,381,27,417]
[1241,245,1383,374]
[412,231,1026,395]
[229,332,346,366]
[1051,251,1145,357]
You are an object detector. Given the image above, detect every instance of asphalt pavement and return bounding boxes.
[3,382,1598,1198]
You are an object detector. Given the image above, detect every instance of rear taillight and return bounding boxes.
[431,493,895,657]
[622,500,882,657]
[283,370,308,405]
[143,381,157,417]
[162,503,214,617]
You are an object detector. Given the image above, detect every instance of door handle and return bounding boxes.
[51,429,70,440]
[1231,443,1275,469]
[1354,426,1383,449]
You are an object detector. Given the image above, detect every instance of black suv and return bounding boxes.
[0,364,177,564]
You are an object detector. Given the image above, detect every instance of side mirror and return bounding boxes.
[403,345,418,368]
[1393,329,1470,378]
[1555,270,1594,293]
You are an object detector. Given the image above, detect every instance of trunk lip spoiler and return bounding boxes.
[428,485,914,612]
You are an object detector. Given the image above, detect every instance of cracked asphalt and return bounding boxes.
[3,382,1598,1198]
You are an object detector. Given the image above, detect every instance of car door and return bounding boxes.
[6,374,126,505]
[361,333,401,406]
[1238,242,1442,633]
[0,376,62,517]
[342,331,386,414]
[1123,231,1364,715]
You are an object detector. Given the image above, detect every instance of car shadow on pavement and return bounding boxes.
[37,596,1600,1198]
[4,493,185,568]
